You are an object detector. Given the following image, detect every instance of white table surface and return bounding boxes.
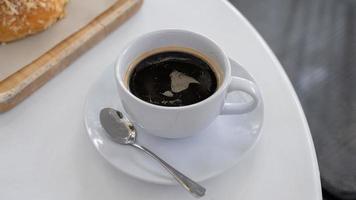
[0,0,322,199]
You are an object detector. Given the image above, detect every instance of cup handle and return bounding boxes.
[221,76,259,115]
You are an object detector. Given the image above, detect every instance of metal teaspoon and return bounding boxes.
[99,108,206,198]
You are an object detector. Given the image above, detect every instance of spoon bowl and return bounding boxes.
[100,108,136,145]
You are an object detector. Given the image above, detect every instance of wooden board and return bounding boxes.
[0,0,143,112]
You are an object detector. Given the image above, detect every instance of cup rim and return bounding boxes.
[115,29,231,110]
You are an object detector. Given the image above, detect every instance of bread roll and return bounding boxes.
[0,0,68,43]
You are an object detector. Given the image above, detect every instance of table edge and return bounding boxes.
[222,0,322,199]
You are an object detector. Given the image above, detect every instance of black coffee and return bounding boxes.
[128,51,218,106]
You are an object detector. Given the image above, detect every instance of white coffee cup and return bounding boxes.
[115,29,259,138]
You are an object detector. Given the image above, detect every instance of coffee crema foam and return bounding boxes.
[125,47,223,107]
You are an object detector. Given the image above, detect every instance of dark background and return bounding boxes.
[228,0,356,199]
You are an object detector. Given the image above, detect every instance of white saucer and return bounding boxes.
[84,58,264,185]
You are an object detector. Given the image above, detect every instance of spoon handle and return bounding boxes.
[131,143,206,198]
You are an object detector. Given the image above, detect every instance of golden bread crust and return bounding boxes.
[0,0,68,43]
